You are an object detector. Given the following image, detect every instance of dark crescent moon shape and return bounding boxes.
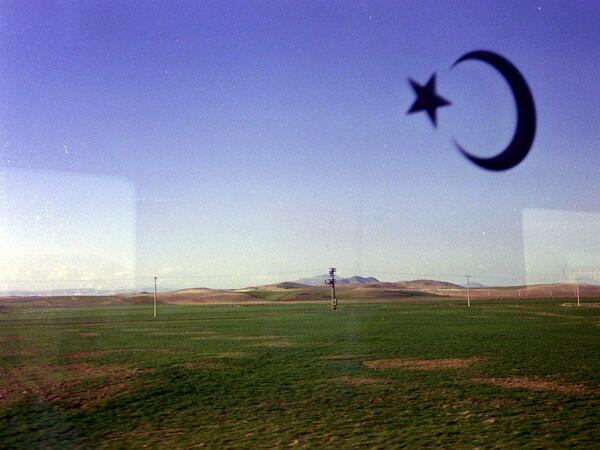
[453,50,536,171]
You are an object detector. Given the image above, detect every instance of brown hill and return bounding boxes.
[154,289,260,305]
[0,288,262,308]
[2,281,597,309]
[401,279,463,289]
[257,282,310,290]
[426,283,600,299]
[366,279,463,290]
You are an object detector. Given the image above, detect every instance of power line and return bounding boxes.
[0,268,593,286]
[0,268,326,285]
[359,269,525,281]
[359,269,587,284]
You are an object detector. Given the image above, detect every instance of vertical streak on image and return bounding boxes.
[522,208,600,286]
[0,169,136,294]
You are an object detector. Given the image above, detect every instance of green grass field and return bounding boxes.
[1,298,599,448]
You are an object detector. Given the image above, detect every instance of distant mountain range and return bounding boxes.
[293,274,379,286]
[292,275,468,289]
[3,274,599,298]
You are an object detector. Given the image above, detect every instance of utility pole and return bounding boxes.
[153,276,158,318]
[326,268,337,311]
[465,275,471,307]
[576,277,580,307]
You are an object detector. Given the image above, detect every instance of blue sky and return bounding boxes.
[0,1,599,289]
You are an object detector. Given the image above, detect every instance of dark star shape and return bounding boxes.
[407,74,451,127]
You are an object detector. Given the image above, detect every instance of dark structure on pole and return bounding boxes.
[326,268,337,311]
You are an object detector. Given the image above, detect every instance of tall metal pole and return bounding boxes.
[332,273,337,310]
[153,276,158,318]
[465,275,471,307]
[327,268,337,311]
[576,277,580,307]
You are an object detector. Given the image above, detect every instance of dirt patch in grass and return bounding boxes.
[230,335,281,341]
[442,397,515,412]
[182,360,232,370]
[336,376,388,386]
[532,312,583,320]
[80,332,100,337]
[247,340,295,348]
[192,335,287,342]
[155,331,217,337]
[0,363,147,406]
[106,428,189,447]
[120,328,156,333]
[69,349,144,358]
[320,354,364,360]
[364,357,481,370]
[0,350,29,357]
[473,376,588,394]
[190,335,227,340]
[149,331,218,336]
[152,348,180,354]
[184,331,217,335]
[76,373,152,409]
[53,363,139,378]
[209,352,247,358]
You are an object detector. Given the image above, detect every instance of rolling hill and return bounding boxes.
[2,275,599,309]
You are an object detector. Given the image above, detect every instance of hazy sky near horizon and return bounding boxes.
[1,1,599,289]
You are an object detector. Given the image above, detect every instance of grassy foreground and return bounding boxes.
[0,298,599,448]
